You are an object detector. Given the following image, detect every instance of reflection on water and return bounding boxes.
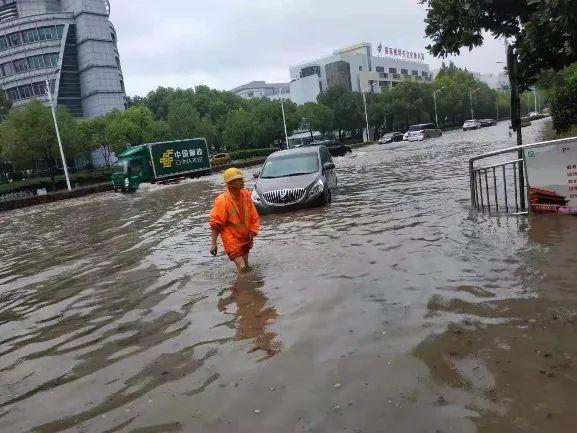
[1,119,576,433]
[218,273,282,361]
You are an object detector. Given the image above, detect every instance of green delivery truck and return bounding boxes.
[112,138,211,192]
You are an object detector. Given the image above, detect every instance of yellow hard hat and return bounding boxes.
[223,167,244,183]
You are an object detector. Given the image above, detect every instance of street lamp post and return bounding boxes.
[281,100,289,149]
[362,82,377,142]
[45,71,71,191]
[433,86,446,129]
[469,87,480,120]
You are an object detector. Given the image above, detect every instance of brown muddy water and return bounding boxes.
[1,119,576,433]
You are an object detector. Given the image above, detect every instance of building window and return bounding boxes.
[379,80,389,87]
[115,56,120,68]
[19,84,32,99]
[13,58,28,73]
[389,67,397,74]
[376,66,385,73]
[28,54,45,69]
[44,53,59,67]
[359,66,363,71]
[5,79,49,101]
[247,91,254,97]
[2,61,13,75]
[6,87,18,100]
[120,79,125,93]
[379,72,388,78]
[38,26,55,41]
[422,71,428,77]
[32,81,47,96]
[22,28,40,43]
[300,65,320,78]
[401,69,408,75]
[412,70,418,76]
[8,31,22,46]
[0,35,7,50]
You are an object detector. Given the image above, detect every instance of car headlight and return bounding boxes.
[124,178,129,187]
[251,189,262,204]
[309,179,324,197]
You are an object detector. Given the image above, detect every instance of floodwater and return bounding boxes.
[1,119,576,433]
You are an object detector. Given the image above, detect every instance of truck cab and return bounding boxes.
[111,146,153,192]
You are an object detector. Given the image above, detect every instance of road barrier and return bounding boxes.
[469,137,577,215]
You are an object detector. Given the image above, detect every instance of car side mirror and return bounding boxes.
[323,162,335,171]
[253,171,260,179]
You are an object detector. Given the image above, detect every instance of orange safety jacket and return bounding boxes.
[210,189,260,260]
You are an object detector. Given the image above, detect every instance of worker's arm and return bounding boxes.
[209,196,227,255]
[210,228,219,255]
[248,198,261,236]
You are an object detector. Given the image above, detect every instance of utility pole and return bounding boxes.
[433,86,446,128]
[469,88,480,120]
[362,82,377,142]
[281,100,289,149]
[507,45,525,211]
[46,77,71,191]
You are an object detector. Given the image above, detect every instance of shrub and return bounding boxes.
[0,170,113,196]
[229,148,279,160]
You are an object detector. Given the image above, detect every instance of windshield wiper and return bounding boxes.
[285,172,314,177]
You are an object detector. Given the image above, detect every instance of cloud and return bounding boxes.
[111,0,507,96]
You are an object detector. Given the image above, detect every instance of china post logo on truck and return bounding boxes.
[160,148,205,169]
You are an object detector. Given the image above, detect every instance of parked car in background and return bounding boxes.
[305,140,352,157]
[379,132,405,144]
[480,119,497,127]
[251,146,337,214]
[463,120,482,131]
[406,123,443,142]
[210,153,231,166]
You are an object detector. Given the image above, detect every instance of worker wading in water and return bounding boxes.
[210,168,260,273]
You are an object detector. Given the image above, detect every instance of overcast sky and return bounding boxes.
[112,0,507,97]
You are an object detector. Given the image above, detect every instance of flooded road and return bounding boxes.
[2,119,577,433]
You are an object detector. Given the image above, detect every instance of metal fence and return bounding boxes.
[469,137,577,215]
[0,190,36,202]
[470,147,527,214]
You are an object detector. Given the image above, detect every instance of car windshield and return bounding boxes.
[260,153,319,178]
[114,160,129,173]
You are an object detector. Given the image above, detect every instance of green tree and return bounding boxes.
[298,102,334,139]
[0,101,80,187]
[79,111,122,169]
[107,106,165,150]
[317,86,364,139]
[0,90,12,123]
[223,110,257,150]
[420,0,577,89]
[547,64,577,132]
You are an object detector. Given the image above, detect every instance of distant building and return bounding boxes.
[289,42,432,105]
[232,81,290,100]
[0,0,126,119]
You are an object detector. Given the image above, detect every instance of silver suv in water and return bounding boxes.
[251,146,337,214]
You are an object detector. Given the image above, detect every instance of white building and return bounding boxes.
[232,81,290,100]
[289,42,432,105]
